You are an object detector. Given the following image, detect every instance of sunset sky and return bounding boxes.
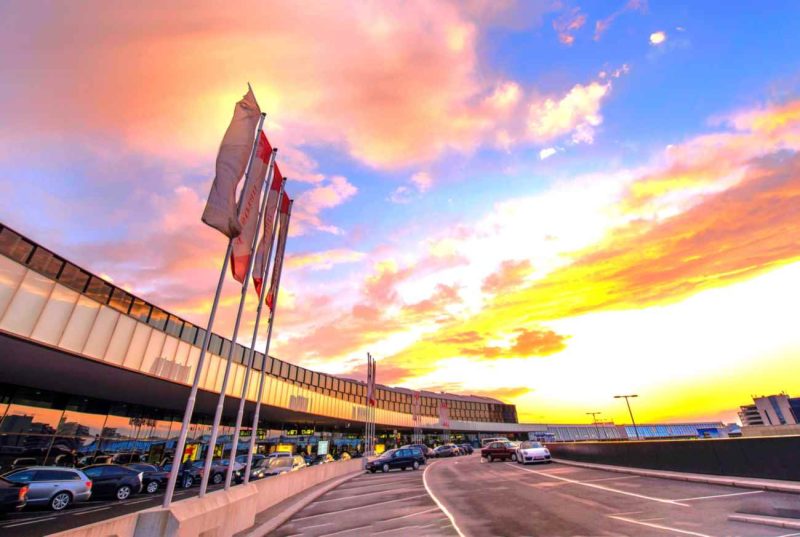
[2,1,800,425]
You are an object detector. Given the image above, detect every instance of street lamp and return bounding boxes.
[586,412,602,440]
[614,394,640,440]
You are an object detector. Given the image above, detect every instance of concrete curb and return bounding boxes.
[729,514,800,530]
[553,458,800,494]
[241,470,362,537]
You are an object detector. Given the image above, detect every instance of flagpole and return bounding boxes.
[363,353,369,455]
[162,112,266,509]
[225,176,286,488]
[243,200,293,482]
[199,147,277,496]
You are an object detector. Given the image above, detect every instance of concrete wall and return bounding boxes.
[741,424,800,437]
[49,458,364,537]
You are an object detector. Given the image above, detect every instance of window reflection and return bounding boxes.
[28,248,63,279]
[85,276,112,304]
[0,228,33,263]
[58,263,90,293]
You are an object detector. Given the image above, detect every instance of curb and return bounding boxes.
[552,459,800,494]
[242,470,362,537]
[729,514,800,530]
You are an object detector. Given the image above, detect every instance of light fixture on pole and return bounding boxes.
[586,411,602,440]
[614,394,640,440]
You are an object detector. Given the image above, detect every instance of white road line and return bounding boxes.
[296,522,332,531]
[505,463,689,507]
[608,515,712,536]
[585,475,641,483]
[675,490,764,501]
[292,494,429,522]
[324,523,373,536]
[2,516,57,528]
[423,461,466,537]
[313,486,425,504]
[73,506,111,516]
[775,533,800,537]
[125,498,154,505]
[378,506,441,524]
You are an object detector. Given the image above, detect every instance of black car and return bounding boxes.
[0,477,27,514]
[126,463,169,494]
[161,462,198,488]
[458,444,474,455]
[81,464,143,500]
[366,448,425,473]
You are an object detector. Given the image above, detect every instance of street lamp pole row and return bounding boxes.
[614,394,640,440]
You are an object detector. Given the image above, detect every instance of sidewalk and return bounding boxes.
[553,458,800,494]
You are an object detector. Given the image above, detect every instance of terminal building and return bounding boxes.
[0,223,727,468]
[739,393,800,427]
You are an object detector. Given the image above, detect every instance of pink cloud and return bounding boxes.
[553,7,587,45]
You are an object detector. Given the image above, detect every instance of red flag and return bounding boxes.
[260,192,291,308]
[201,87,261,238]
[230,131,273,282]
[252,165,284,294]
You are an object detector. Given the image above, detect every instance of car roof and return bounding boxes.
[6,466,82,471]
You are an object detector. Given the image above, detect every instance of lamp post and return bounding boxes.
[614,394,640,440]
[586,412,602,440]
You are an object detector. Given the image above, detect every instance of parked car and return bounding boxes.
[480,437,510,447]
[77,455,113,467]
[81,464,142,500]
[366,448,424,473]
[515,441,551,464]
[9,457,37,470]
[481,441,518,462]
[2,467,92,511]
[0,476,28,514]
[161,462,198,488]
[458,444,474,455]
[111,452,143,465]
[126,463,169,493]
[191,460,227,486]
[261,455,307,477]
[402,444,435,459]
[433,445,457,458]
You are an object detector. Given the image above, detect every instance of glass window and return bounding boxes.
[148,307,167,331]
[325,376,333,390]
[85,276,112,304]
[312,372,320,386]
[303,370,312,385]
[280,362,289,378]
[165,315,183,337]
[233,344,245,364]
[36,469,79,481]
[0,228,34,263]
[129,298,150,323]
[58,263,90,293]
[28,248,63,279]
[288,365,297,381]
[209,334,223,355]
[108,288,133,314]
[271,359,281,376]
[180,323,197,344]
[252,352,264,370]
[6,469,37,483]
[220,339,232,358]
[262,355,273,373]
[195,328,207,347]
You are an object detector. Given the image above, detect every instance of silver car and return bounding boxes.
[262,455,306,476]
[2,466,92,511]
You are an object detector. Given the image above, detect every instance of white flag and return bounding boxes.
[263,192,291,310]
[230,131,273,282]
[251,163,284,291]
[202,86,261,238]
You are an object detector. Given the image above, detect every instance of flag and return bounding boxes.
[367,354,377,407]
[230,131,274,282]
[201,86,261,238]
[252,163,284,292]
[263,192,291,309]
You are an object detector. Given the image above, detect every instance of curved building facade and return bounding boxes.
[0,223,524,466]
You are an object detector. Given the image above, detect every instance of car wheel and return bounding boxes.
[381,463,390,473]
[50,491,71,511]
[146,480,159,494]
[413,461,420,470]
[182,476,194,488]
[212,473,223,485]
[486,454,493,463]
[369,468,376,473]
[116,485,132,501]
[510,454,517,462]
[401,467,406,471]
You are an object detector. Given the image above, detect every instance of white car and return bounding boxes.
[516,441,552,464]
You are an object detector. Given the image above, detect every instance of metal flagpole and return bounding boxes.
[363,353,369,455]
[163,113,266,509]
[225,176,286,488]
[199,148,278,496]
[242,200,293,483]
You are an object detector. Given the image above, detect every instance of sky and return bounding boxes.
[2,1,800,426]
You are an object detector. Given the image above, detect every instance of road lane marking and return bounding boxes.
[608,515,712,536]
[423,461,466,537]
[313,486,425,504]
[73,506,111,516]
[2,516,57,528]
[125,498,154,505]
[505,463,689,507]
[296,522,332,531]
[378,506,441,524]
[291,494,429,522]
[675,490,764,501]
[584,476,641,483]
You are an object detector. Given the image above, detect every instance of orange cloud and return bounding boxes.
[481,259,534,294]
[459,327,568,359]
[594,0,647,41]
[286,249,366,271]
[553,7,587,45]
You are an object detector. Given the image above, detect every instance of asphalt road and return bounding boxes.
[275,454,800,536]
[0,481,228,537]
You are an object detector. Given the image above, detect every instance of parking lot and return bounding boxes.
[0,480,229,537]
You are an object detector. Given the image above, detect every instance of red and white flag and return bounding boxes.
[251,163,284,291]
[260,192,291,310]
[201,86,261,238]
[367,354,377,407]
[230,132,274,282]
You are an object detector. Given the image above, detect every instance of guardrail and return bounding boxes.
[546,436,800,481]
[49,458,364,537]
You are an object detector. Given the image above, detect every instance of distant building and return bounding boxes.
[738,393,800,426]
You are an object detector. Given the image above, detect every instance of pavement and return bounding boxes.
[0,481,228,537]
[274,454,800,536]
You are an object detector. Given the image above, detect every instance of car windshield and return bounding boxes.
[521,441,543,449]
[269,458,292,468]
[381,449,397,458]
